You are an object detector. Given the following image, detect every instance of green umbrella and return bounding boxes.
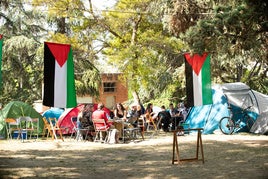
[0,101,44,138]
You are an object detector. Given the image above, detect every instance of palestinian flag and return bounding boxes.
[184,52,212,107]
[0,34,3,90]
[43,42,77,108]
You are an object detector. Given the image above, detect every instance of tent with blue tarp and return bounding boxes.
[185,83,262,134]
[42,108,64,120]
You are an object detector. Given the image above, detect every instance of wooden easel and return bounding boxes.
[172,128,204,164]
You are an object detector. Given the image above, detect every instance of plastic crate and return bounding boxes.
[13,131,27,139]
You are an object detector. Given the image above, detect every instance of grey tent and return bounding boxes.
[249,90,268,135]
[186,82,267,134]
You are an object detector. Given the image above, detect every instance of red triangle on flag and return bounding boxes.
[45,42,71,67]
[185,53,208,75]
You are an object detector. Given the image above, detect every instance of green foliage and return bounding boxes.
[0,0,267,108]
[0,35,42,105]
[102,0,185,103]
[170,0,268,93]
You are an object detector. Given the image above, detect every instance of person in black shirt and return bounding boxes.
[158,105,171,132]
[78,104,94,140]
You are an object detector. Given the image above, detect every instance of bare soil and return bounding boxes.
[0,131,267,179]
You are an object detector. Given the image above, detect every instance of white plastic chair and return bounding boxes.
[19,116,35,141]
[70,117,90,141]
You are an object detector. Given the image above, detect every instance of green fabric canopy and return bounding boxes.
[0,101,44,138]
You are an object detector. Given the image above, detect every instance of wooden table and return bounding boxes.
[172,128,204,164]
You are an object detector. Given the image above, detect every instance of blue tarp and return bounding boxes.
[185,87,229,134]
[185,83,260,134]
[42,108,64,120]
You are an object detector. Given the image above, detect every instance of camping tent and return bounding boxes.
[57,104,84,135]
[250,90,268,134]
[185,85,229,134]
[42,108,64,119]
[185,82,266,134]
[250,111,268,135]
[0,101,44,138]
[57,104,111,135]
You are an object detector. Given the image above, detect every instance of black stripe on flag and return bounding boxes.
[43,44,55,107]
[185,57,194,107]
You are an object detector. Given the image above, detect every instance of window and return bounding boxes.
[103,82,116,92]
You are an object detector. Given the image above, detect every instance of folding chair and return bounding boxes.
[48,118,64,141]
[70,117,90,141]
[92,118,110,143]
[144,114,158,138]
[42,117,53,139]
[5,118,21,140]
[18,116,35,141]
[156,117,162,130]
[135,116,145,140]
[146,115,157,131]
[31,118,39,139]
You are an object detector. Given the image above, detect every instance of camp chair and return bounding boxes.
[134,116,145,140]
[70,116,90,141]
[31,118,39,139]
[122,117,143,142]
[145,113,157,131]
[92,118,110,143]
[156,117,162,130]
[48,118,64,141]
[19,116,37,140]
[5,118,21,140]
[42,117,53,139]
[144,114,159,138]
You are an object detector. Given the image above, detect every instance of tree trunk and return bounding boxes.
[132,90,141,104]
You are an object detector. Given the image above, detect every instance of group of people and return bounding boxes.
[158,102,189,132]
[78,102,118,142]
[77,101,189,142]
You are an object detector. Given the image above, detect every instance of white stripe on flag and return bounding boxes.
[54,61,67,107]
[193,70,203,106]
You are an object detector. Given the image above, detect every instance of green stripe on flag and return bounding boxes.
[201,55,213,105]
[66,47,77,108]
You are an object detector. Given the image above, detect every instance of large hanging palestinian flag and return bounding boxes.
[0,34,3,90]
[184,52,213,107]
[43,42,77,108]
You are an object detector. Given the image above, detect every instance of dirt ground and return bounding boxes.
[0,131,267,179]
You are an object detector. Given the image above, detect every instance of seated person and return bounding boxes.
[145,103,158,129]
[92,103,119,142]
[145,103,158,120]
[169,103,182,130]
[114,103,127,120]
[127,104,141,126]
[78,104,93,127]
[114,103,133,138]
[176,102,188,122]
[158,105,171,132]
[77,104,95,140]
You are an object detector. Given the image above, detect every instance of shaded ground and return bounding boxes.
[0,132,267,179]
